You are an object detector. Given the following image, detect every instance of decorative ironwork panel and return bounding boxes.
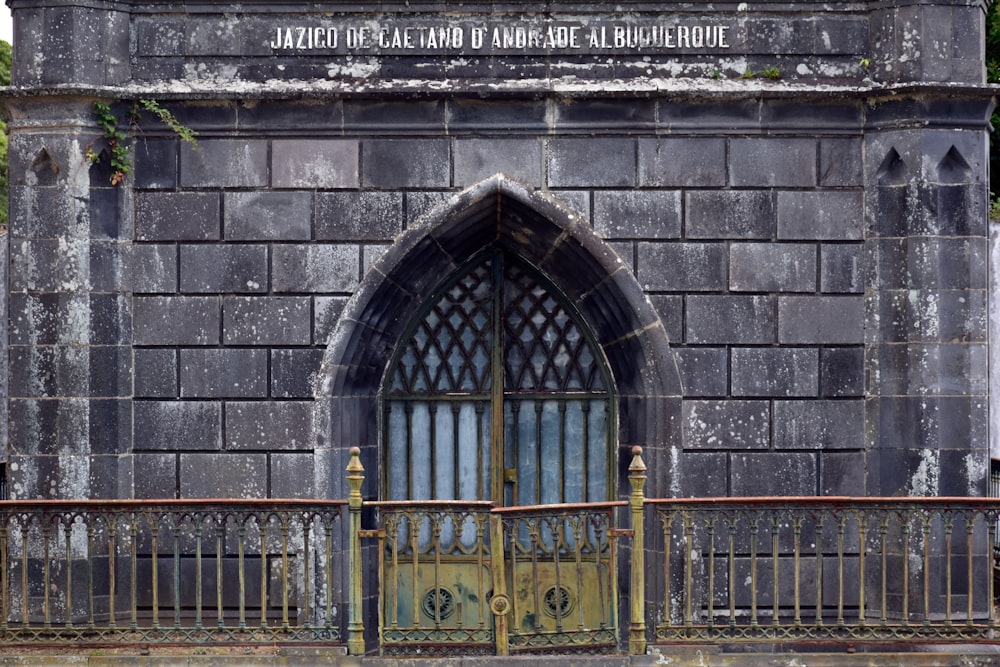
[0,500,345,647]
[390,262,493,395]
[503,262,605,393]
[649,498,1000,645]
[497,503,622,654]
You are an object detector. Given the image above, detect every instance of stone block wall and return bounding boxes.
[1,0,994,505]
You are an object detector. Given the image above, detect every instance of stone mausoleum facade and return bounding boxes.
[0,0,993,518]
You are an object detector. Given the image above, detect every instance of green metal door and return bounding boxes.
[378,248,617,655]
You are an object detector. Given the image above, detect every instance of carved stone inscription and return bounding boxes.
[269,19,733,54]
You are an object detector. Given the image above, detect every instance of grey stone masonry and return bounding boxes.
[1,0,992,511]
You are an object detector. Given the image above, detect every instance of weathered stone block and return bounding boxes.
[686,191,775,239]
[179,244,268,293]
[646,295,682,343]
[906,238,988,290]
[224,192,312,241]
[134,401,221,451]
[361,139,450,188]
[133,453,178,499]
[9,293,128,346]
[226,401,314,450]
[547,137,636,187]
[777,191,864,240]
[271,349,324,398]
[874,343,988,396]
[179,453,268,498]
[730,243,816,292]
[454,138,543,186]
[773,400,864,450]
[405,191,453,226]
[877,289,988,344]
[134,348,177,398]
[636,242,726,291]
[343,99,446,131]
[316,192,403,241]
[179,348,267,398]
[136,192,220,241]
[180,139,268,188]
[133,296,220,346]
[729,138,817,187]
[223,296,312,345]
[685,295,775,344]
[821,451,867,496]
[819,137,863,186]
[674,348,728,397]
[9,185,82,239]
[682,400,770,450]
[9,239,100,293]
[820,244,863,294]
[638,137,727,187]
[314,296,348,344]
[678,452,728,497]
[779,296,863,344]
[731,453,817,496]
[271,453,315,498]
[131,244,177,293]
[134,139,178,189]
[364,244,391,275]
[820,347,864,397]
[731,348,818,397]
[593,190,681,239]
[272,139,359,189]
[873,396,987,452]
[272,244,359,293]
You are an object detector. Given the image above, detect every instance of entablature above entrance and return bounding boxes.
[7,0,991,90]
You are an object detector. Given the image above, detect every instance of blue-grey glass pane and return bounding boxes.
[433,404,455,500]
[587,400,608,502]
[516,401,537,506]
[387,401,409,501]
[539,401,561,505]
[562,401,585,505]
[410,403,431,500]
[457,402,489,501]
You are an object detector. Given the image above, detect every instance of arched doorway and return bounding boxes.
[315,175,682,653]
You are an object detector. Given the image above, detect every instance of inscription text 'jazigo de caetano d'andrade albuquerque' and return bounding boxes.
[270,21,733,52]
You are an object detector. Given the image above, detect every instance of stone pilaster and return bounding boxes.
[5,96,132,500]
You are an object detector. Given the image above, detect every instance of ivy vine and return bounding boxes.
[87,99,198,185]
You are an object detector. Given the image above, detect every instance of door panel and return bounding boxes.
[379,249,618,655]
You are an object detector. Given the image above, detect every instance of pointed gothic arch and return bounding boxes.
[313,175,681,500]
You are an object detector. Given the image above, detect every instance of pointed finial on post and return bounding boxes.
[346,446,365,655]
[347,446,364,508]
[628,445,647,656]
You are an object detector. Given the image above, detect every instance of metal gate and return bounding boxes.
[368,500,624,656]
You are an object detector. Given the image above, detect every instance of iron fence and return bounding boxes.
[0,499,345,647]
[649,497,998,644]
[0,449,998,655]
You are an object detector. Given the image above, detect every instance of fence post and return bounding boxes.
[346,447,365,655]
[629,445,647,655]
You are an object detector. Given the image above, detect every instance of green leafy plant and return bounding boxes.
[88,99,198,185]
[88,101,131,185]
[740,67,757,79]
[761,66,781,80]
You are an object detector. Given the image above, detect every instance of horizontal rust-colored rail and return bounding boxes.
[0,499,345,648]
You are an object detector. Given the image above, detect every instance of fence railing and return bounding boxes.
[0,448,997,654]
[0,499,345,646]
[649,496,998,644]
